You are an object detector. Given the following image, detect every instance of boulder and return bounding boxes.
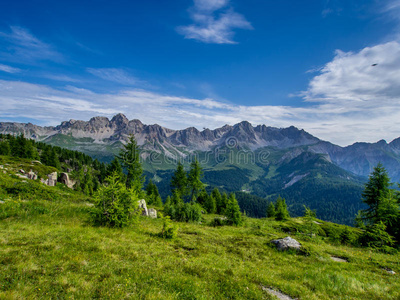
[138,199,148,216]
[19,169,25,174]
[271,237,301,251]
[27,170,38,180]
[47,172,58,186]
[41,178,49,185]
[59,173,75,188]
[148,208,157,219]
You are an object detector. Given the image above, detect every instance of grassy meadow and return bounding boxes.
[0,164,399,299]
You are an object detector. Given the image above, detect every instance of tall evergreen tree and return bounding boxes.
[106,158,124,179]
[360,163,392,224]
[266,202,276,218]
[224,193,242,226]
[187,159,204,201]
[275,197,290,221]
[118,135,144,192]
[145,179,163,206]
[211,188,223,214]
[171,162,188,198]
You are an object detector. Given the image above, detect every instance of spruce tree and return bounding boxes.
[204,194,217,214]
[118,135,144,192]
[146,179,163,206]
[211,188,223,214]
[224,193,242,226]
[187,159,204,201]
[275,197,290,221]
[171,162,188,198]
[266,202,276,218]
[360,163,391,224]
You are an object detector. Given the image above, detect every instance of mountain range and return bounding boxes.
[2,113,400,224]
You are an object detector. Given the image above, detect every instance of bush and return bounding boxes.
[209,217,226,227]
[159,216,178,239]
[164,201,202,223]
[90,172,139,228]
[359,222,395,250]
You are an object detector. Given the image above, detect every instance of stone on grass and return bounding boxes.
[271,237,301,251]
[27,170,38,180]
[148,208,157,219]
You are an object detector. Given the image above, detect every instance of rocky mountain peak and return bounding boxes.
[111,113,129,127]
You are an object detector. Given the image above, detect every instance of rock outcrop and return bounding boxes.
[27,170,38,180]
[138,199,148,216]
[148,208,157,219]
[59,173,75,188]
[271,237,301,251]
[47,172,58,186]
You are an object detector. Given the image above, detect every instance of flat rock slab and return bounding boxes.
[330,256,347,262]
[261,286,297,300]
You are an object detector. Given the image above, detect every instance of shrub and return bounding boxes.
[159,216,178,239]
[359,221,395,251]
[90,172,139,228]
[209,217,225,227]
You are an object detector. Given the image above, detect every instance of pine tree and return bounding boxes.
[171,162,188,198]
[118,135,144,192]
[220,192,229,215]
[224,193,242,226]
[146,179,163,206]
[187,159,204,201]
[275,197,290,221]
[106,158,124,179]
[211,188,223,214]
[266,202,276,218]
[0,141,10,156]
[90,172,139,228]
[360,163,391,224]
[204,194,217,214]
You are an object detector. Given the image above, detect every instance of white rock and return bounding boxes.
[148,208,157,219]
[271,237,301,251]
[138,199,148,216]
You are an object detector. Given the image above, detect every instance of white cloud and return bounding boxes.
[87,68,143,86]
[0,64,21,73]
[177,0,252,44]
[0,26,64,64]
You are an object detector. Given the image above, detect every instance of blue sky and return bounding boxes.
[0,0,400,145]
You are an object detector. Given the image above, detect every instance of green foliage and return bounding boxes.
[303,206,318,237]
[358,163,400,243]
[159,216,178,239]
[117,135,144,192]
[224,193,242,226]
[170,162,188,198]
[275,197,290,221]
[359,222,395,251]
[340,226,354,245]
[360,163,392,225]
[187,159,204,200]
[90,172,139,228]
[266,202,276,218]
[145,179,163,206]
[164,200,202,223]
[209,216,226,227]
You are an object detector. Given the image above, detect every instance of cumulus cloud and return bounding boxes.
[177,0,252,44]
[0,26,64,64]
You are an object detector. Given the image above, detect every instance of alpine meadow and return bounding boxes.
[1,0,400,299]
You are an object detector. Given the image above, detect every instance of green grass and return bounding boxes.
[0,170,399,299]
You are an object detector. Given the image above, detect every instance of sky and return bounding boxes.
[0,0,400,146]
